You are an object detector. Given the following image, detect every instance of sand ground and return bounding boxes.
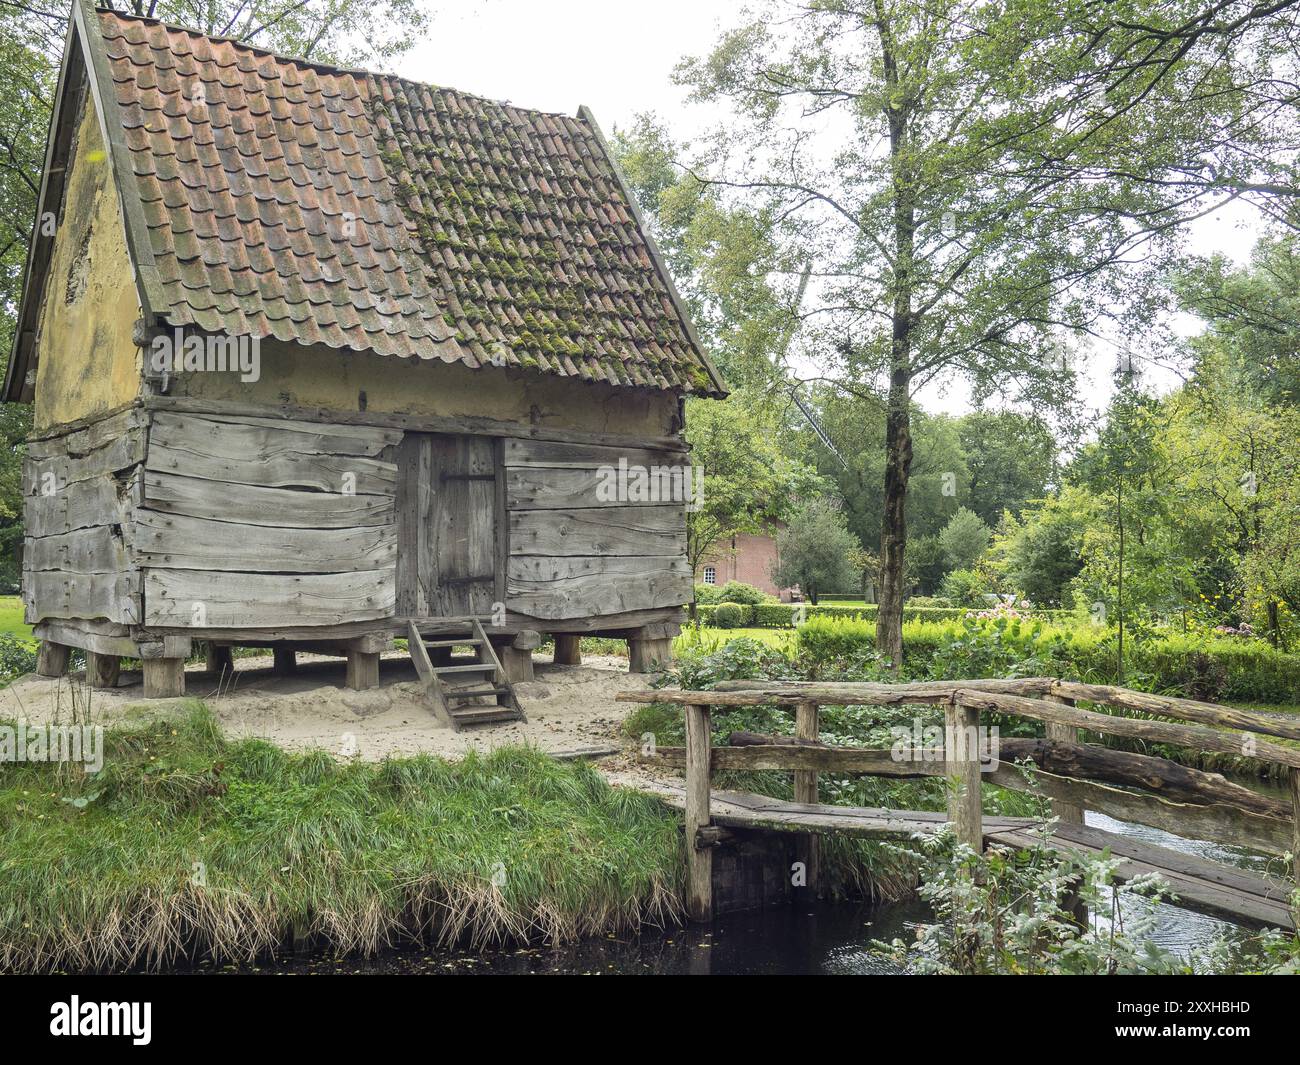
[0,651,667,785]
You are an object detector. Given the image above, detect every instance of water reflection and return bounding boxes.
[1085,809,1288,959]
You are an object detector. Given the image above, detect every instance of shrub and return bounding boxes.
[907,596,952,609]
[941,568,996,607]
[713,602,748,628]
[796,616,875,660]
[0,634,37,681]
[713,581,769,605]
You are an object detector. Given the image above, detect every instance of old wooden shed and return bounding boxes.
[8,4,724,717]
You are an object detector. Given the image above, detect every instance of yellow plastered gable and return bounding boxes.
[32,90,141,430]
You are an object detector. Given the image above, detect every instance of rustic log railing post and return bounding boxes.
[946,693,983,853]
[684,702,713,922]
[794,700,820,894]
[1290,767,1300,892]
[1045,693,1084,826]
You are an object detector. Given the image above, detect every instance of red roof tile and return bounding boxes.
[95,11,724,395]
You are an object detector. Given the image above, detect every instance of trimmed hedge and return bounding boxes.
[694,602,1072,628]
[791,615,1300,704]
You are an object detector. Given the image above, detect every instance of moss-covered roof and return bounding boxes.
[84,10,725,395]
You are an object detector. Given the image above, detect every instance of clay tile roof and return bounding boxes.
[92,10,726,395]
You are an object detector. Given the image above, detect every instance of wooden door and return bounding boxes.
[396,434,501,617]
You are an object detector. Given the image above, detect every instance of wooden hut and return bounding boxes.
[6,4,725,722]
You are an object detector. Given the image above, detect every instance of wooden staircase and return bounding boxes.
[407,618,526,731]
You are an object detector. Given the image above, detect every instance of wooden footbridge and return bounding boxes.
[617,678,1300,930]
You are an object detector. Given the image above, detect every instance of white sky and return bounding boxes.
[396,0,1265,419]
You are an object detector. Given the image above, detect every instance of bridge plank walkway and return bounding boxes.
[645,784,1296,932]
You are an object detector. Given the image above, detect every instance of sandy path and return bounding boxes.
[0,652,667,781]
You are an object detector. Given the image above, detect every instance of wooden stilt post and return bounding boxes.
[205,643,233,676]
[345,650,380,690]
[87,652,120,690]
[36,640,71,678]
[794,700,820,895]
[628,635,674,673]
[684,702,713,922]
[272,646,297,676]
[552,633,582,666]
[945,694,983,853]
[143,657,186,699]
[496,643,534,683]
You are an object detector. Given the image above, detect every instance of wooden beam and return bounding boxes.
[1291,768,1300,890]
[1051,680,1300,743]
[345,650,380,691]
[794,700,820,895]
[628,635,674,674]
[36,640,71,677]
[712,677,1058,702]
[1045,694,1084,826]
[552,633,581,665]
[86,651,120,690]
[142,657,185,698]
[273,647,297,676]
[35,621,137,658]
[142,394,689,454]
[684,703,713,922]
[205,643,233,676]
[956,689,1300,770]
[495,643,534,684]
[946,698,983,853]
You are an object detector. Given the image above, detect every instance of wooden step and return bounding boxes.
[451,707,523,726]
[406,617,525,733]
[445,686,512,701]
[432,662,497,675]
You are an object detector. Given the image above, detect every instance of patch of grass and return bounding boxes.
[0,703,684,972]
[0,596,33,644]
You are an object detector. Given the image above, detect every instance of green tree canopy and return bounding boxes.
[772,498,859,604]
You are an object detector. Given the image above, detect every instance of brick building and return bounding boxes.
[696,527,798,601]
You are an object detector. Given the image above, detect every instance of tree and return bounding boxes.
[678,0,1297,669]
[957,412,1059,527]
[684,397,828,605]
[994,489,1093,607]
[609,115,798,394]
[772,498,858,604]
[938,507,991,573]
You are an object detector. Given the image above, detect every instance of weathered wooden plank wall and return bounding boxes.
[22,408,143,624]
[24,408,691,633]
[137,413,399,627]
[503,438,692,620]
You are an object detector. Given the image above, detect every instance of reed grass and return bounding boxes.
[0,702,683,972]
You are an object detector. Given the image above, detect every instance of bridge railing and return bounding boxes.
[617,678,1300,922]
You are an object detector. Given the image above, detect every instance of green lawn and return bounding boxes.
[0,596,32,644]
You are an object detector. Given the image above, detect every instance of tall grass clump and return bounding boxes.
[0,703,683,972]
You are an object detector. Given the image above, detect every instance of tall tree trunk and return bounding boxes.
[873,10,913,672]
[877,368,912,669]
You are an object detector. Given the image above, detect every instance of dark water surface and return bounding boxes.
[191,899,926,975]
